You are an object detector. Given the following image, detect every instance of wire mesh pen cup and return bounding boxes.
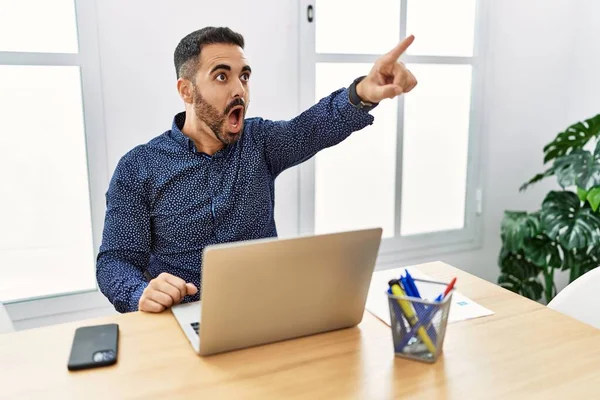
[387,278,454,363]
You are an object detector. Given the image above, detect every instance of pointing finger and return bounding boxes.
[381,35,415,63]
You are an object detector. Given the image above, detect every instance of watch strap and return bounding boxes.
[348,76,378,112]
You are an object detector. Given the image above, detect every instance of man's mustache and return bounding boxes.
[224,98,246,115]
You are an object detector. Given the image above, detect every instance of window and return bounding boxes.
[300,0,485,258]
[0,0,107,304]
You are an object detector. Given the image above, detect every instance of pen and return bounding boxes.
[388,279,436,354]
[435,277,457,302]
[389,270,420,296]
[400,276,413,296]
[404,271,421,298]
[403,273,437,342]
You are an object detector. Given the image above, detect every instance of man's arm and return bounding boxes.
[250,35,417,177]
[97,147,198,313]
[250,87,375,177]
[96,147,151,313]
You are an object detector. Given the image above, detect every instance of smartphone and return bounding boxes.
[67,323,119,371]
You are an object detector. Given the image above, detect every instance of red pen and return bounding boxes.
[435,277,457,301]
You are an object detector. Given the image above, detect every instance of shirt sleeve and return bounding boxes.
[248,87,375,177]
[96,146,151,313]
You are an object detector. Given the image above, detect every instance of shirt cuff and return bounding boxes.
[334,87,376,123]
[128,282,148,313]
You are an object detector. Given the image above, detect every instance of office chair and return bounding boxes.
[547,267,600,329]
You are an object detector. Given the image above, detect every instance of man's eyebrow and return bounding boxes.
[210,64,231,74]
[242,65,252,73]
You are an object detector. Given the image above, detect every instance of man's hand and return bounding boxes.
[138,272,198,313]
[356,35,418,103]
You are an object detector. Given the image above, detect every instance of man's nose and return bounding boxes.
[231,78,246,98]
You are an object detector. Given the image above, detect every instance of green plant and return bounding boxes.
[499,114,600,303]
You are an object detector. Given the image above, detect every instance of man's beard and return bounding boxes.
[192,87,246,145]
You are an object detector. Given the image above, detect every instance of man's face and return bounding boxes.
[190,43,251,145]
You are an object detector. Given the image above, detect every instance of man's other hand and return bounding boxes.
[138,272,198,313]
[356,35,418,103]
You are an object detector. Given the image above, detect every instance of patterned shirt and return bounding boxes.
[96,87,374,312]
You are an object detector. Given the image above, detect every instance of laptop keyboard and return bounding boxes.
[190,322,200,335]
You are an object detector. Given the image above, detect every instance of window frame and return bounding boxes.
[298,0,489,261]
[1,0,110,322]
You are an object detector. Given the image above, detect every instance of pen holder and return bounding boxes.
[387,278,454,363]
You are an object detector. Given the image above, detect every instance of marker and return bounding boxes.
[435,277,457,302]
[388,279,436,354]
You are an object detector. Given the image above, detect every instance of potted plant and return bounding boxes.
[498,114,600,303]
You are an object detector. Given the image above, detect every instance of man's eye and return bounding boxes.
[241,73,250,82]
[216,74,226,82]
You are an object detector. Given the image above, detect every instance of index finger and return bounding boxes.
[382,35,415,62]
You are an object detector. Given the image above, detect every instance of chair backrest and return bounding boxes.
[547,267,600,329]
[0,302,15,334]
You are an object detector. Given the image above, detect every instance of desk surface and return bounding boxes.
[2,262,600,399]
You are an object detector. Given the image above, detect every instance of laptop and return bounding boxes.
[171,227,382,356]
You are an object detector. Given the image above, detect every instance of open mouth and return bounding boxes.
[227,106,244,133]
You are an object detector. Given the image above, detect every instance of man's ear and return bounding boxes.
[177,78,193,104]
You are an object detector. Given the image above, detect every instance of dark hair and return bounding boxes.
[174,27,245,80]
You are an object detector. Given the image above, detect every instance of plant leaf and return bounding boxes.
[577,187,589,202]
[543,114,600,164]
[587,187,600,212]
[553,150,600,190]
[498,248,544,301]
[561,247,574,271]
[500,211,541,252]
[594,140,600,157]
[520,167,555,192]
[562,247,600,281]
[541,191,600,249]
[523,235,561,268]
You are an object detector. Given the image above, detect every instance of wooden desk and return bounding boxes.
[2,262,600,399]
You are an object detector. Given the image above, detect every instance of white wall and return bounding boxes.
[567,1,600,122]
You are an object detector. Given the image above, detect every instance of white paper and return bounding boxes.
[365,267,494,326]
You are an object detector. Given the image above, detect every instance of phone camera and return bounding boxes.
[93,350,115,362]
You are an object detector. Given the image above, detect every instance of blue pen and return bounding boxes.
[403,272,437,342]
[405,271,421,298]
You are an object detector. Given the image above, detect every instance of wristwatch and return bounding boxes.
[348,75,378,112]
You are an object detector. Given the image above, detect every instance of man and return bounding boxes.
[97,27,417,313]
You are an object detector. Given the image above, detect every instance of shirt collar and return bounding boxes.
[169,112,229,158]
[170,112,196,152]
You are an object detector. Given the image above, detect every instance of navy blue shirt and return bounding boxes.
[97,88,374,312]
